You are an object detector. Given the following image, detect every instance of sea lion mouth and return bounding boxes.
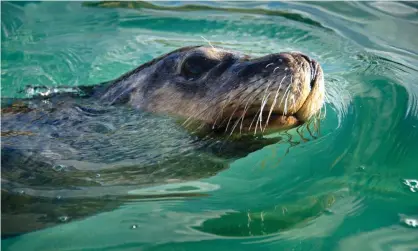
[235,111,301,133]
[218,107,300,129]
[209,109,301,136]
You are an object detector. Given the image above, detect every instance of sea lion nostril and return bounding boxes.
[300,54,311,63]
[309,59,318,88]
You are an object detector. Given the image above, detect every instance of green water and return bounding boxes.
[1,1,418,250]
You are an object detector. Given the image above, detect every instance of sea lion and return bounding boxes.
[1,45,325,237]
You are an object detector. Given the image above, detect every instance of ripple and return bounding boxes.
[369,2,418,18]
[1,1,418,249]
[83,1,330,30]
[338,225,418,251]
[127,181,220,196]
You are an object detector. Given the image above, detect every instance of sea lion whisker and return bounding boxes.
[258,79,273,119]
[216,78,267,131]
[279,76,293,115]
[189,82,254,127]
[223,87,264,139]
[230,101,252,136]
[247,88,271,134]
[224,97,250,134]
[318,102,323,119]
[291,95,296,110]
[250,109,261,135]
[238,89,266,134]
[239,98,256,134]
[324,89,331,103]
[313,116,320,136]
[183,79,253,129]
[317,116,321,136]
[229,91,261,136]
[182,76,263,129]
[216,73,273,133]
[212,96,233,128]
[228,81,270,135]
[257,91,272,134]
[255,96,268,135]
[284,90,291,115]
[213,66,294,132]
[306,120,316,139]
[200,36,215,50]
[262,91,276,133]
[210,75,257,128]
[296,124,309,142]
[263,75,288,132]
[254,87,269,135]
[246,86,272,133]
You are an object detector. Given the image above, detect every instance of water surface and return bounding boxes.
[1,1,418,251]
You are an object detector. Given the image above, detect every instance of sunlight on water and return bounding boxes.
[1,1,418,251]
[403,179,418,193]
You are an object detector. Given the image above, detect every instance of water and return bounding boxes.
[1,1,418,250]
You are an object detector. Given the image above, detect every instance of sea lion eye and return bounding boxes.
[182,54,218,80]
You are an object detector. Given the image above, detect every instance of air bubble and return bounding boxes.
[52,164,67,172]
[131,224,138,229]
[405,219,418,228]
[400,214,418,228]
[58,216,69,222]
[324,209,334,215]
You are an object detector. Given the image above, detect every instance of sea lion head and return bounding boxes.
[102,45,325,136]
